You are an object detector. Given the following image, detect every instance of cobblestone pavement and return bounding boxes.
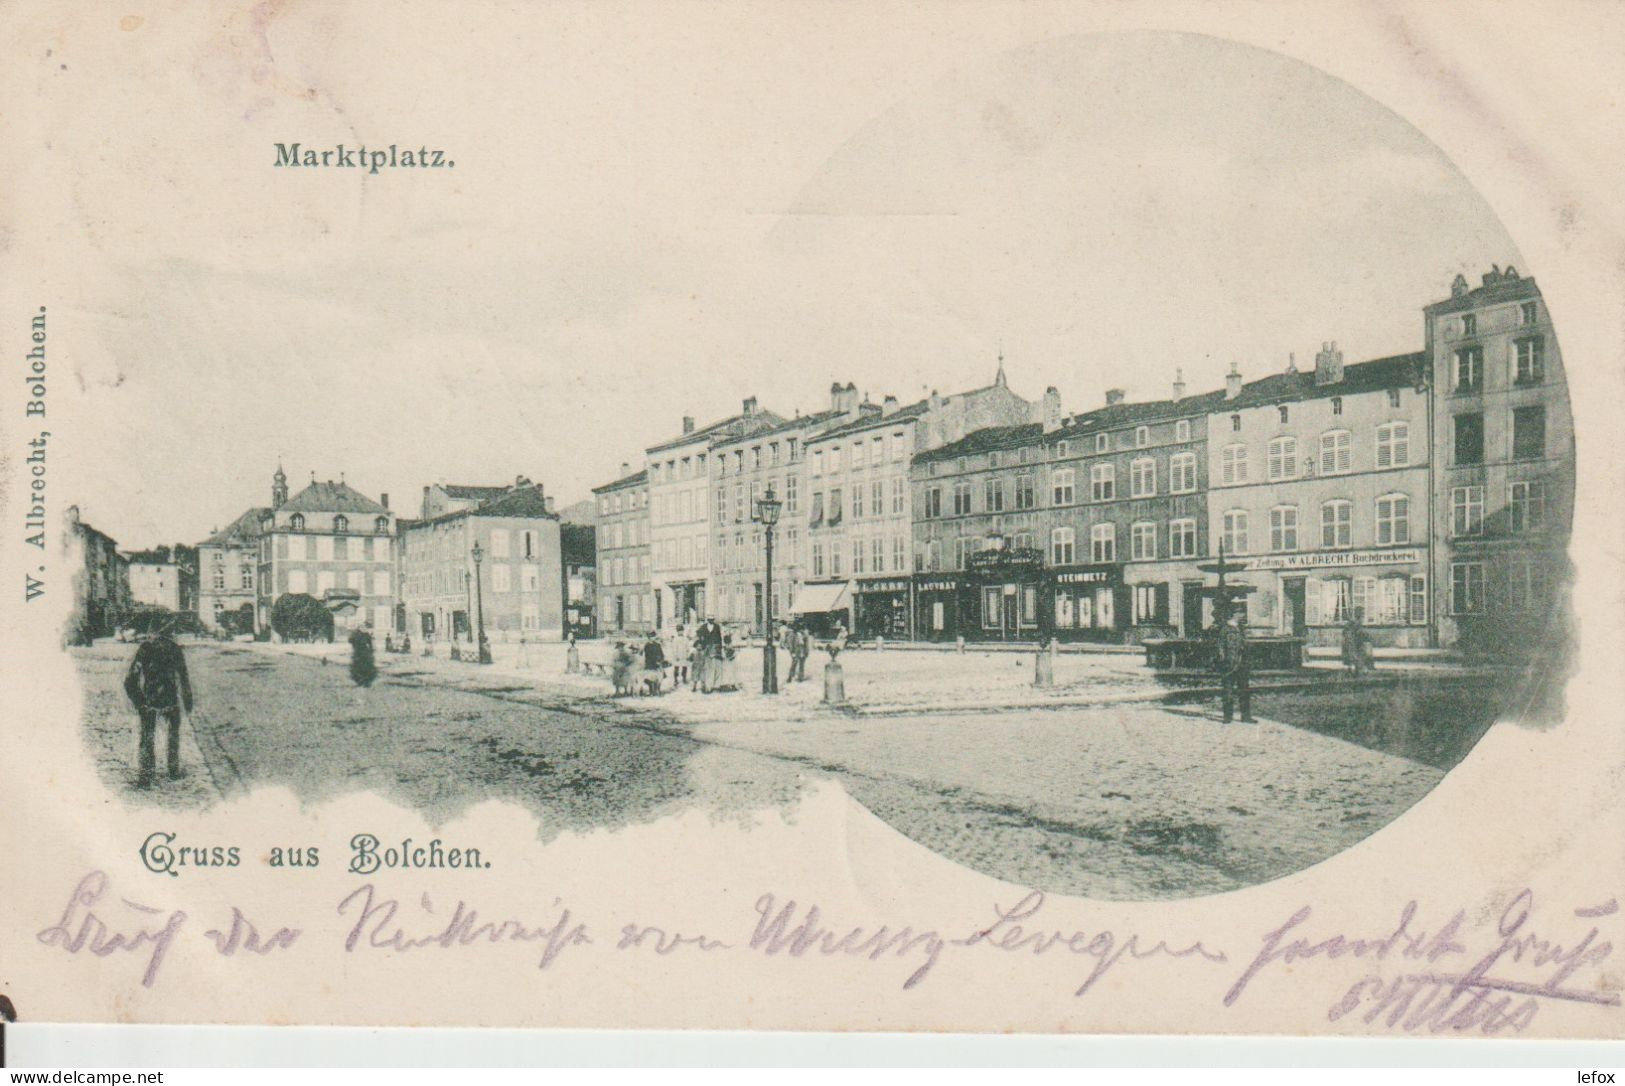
[74,639,1463,900]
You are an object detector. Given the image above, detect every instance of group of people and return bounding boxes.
[607,618,826,697]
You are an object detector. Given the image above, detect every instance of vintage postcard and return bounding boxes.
[1,1,1621,1040]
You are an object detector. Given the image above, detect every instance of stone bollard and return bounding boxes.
[566,641,580,674]
[955,635,966,654]
[1033,638,1056,688]
[823,658,847,705]
[875,635,885,652]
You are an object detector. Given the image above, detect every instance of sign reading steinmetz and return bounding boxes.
[1240,548,1423,572]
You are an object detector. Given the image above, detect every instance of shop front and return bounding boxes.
[665,580,706,628]
[853,577,912,641]
[1049,564,1128,643]
[913,575,966,642]
[1124,562,1210,643]
[789,580,853,639]
[1235,547,1430,649]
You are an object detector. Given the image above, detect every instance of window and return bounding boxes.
[1221,444,1248,485]
[1376,421,1410,468]
[1090,523,1116,562]
[1454,413,1485,465]
[1510,480,1547,533]
[489,529,510,558]
[981,586,1001,629]
[869,480,883,517]
[1096,434,1108,452]
[984,477,1005,513]
[1130,458,1156,498]
[1513,406,1546,460]
[1319,430,1351,474]
[1267,437,1297,481]
[1014,474,1036,510]
[956,457,966,473]
[1410,575,1428,624]
[1133,583,1168,625]
[1230,414,1241,432]
[988,451,1000,469]
[1451,562,1485,614]
[1321,500,1351,548]
[786,475,799,514]
[1053,468,1076,505]
[1176,420,1191,442]
[852,441,866,469]
[871,536,885,574]
[891,535,905,572]
[891,432,907,461]
[1089,464,1113,501]
[811,540,824,578]
[1131,522,1157,560]
[1520,301,1538,326]
[289,513,305,531]
[211,560,226,590]
[1462,313,1477,336]
[831,541,843,576]
[239,564,253,590]
[1388,389,1402,409]
[1057,441,1070,458]
[1454,346,1483,391]
[1170,452,1197,493]
[853,484,865,519]
[1376,493,1411,545]
[1222,510,1249,556]
[1331,397,1343,416]
[891,477,905,515]
[1504,562,1549,613]
[923,488,941,519]
[923,540,939,572]
[1515,337,1545,384]
[852,538,865,574]
[1269,506,1298,552]
[716,486,728,525]
[375,516,389,534]
[1451,486,1484,537]
[1050,526,1075,566]
[827,488,842,526]
[952,482,972,516]
[1278,406,1290,425]
[1135,425,1149,448]
[1321,578,1352,623]
[953,537,969,570]
[332,514,349,534]
[491,565,512,592]
[1170,518,1197,558]
[813,449,824,476]
[1012,531,1033,552]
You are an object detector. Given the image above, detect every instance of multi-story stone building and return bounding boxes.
[67,505,130,642]
[799,367,1037,637]
[255,474,398,637]
[1424,268,1573,656]
[1206,345,1433,648]
[708,397,853,635]
[399,481,563,643]
[646,398,783,629]
[127,558,182,612]
[912,378,1219,643]
[592,465,652,635]
[197,505,266,631]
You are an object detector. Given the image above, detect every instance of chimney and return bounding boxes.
[380,493,389,510]
[1105,388,1126,406]
[1285,352,1298,375]
[1042,386,1062,433]
[1314,340,1345,386]
[882,394,898,416]
[620,461,630,477]
[830,381,844,412]
[682,415,695,434]
[1225,362,1243,400]
[544,496,556,515]
[1172,369,1186,401]
[742,396,758,416]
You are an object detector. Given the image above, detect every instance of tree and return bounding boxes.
[271,593,334,643]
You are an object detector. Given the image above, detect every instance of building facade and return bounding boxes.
[1206,346,1433,648]
[1424,268,1574,656]
[800,368,1037,638]
[255,475,398,637]
[67,505,130,642]
[646,398,783,629]
[592,466,652,635]
[127,559,182,612]
[399,482,564,643]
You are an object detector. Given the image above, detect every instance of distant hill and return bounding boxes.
[556,497,595,525]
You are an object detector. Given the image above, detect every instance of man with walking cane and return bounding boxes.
[1215,607,1255,724]
[123,619,195,788]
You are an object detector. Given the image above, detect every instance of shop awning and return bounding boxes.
[790,581,852,614]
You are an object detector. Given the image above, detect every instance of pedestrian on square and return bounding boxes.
[670,625,691,687]
[1216,609,1254,724]
[611,640,637,696]
[641,631,668,695]
[1341,614,1370,677]
[122,620,194,789]
[348,623,378,687]
[696,616,723,692]
[789,621,810,682]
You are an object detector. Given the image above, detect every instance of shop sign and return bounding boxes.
[1054,568,1113,585]
[916,578,960,593]
[858,579,911,594]
[1240,548,1423,572]
[965,547,1045,572]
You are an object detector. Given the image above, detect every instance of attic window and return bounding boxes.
[375,516,390,534]
[1095,434,1107,453]
[289,514,305,531]
[1278,406,1290,424]
[1231,414,1241,432]
[1135,426,1149,448]
[1056,440,1069,459]
[333,515,349,534]
[1332,397,1343,416]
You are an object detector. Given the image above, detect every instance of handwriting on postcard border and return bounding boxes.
[35,871,1617,1034]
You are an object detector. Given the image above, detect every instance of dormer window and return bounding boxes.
[1278,405,1290,424]
[1462,313,1477,336]
[289,514,305,531]
[375,516,390,534]
[1134,426,1149,448]
[333,514,349,534]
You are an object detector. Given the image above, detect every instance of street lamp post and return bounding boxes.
[988,531,1009,642]
[472,541,492,665]
[753,485,782,694]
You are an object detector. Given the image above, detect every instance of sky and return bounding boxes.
[40,18,1521,548]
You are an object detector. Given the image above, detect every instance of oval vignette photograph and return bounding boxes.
[65,30,1574,902]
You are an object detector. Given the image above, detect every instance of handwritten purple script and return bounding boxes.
[34,872,1619,1033]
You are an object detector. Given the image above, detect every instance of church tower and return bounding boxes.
[272,463,289,509]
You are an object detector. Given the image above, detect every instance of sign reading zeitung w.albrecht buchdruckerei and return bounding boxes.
[1239,549,1424,572]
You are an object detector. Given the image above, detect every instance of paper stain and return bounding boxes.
[119,15,145,32]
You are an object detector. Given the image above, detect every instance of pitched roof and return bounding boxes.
[646,408,788,454]
[1424,272,1540,316]
[201,506,270,547]
[1216,353,1425,411]
[439,484,511,502]
[592,467,648,494]
[280,480,389,514]
[810,399,929,442]
[409,484,557,527]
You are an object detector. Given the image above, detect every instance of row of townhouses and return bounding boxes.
[590,269,1573,655]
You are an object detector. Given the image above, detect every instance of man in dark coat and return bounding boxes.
[1216,610,1254,724]
[695,617,723,693]
[349,624,378,687]
[123,624,194,788]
